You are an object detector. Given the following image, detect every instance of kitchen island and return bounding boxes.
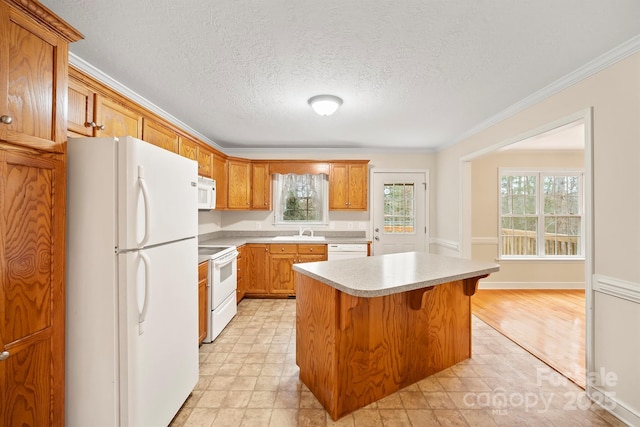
[293,251,499,420]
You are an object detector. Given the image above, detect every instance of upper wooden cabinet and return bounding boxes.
[142,118,179,153]
[228,159,251,210]
[67,78,95,137]
[178,136,197,160]
[94,95,142,138]
[329,161,369,210]
[251,162,271,210]
[0,0,82,153]
[197,145,213,179]
[212,153,228,209]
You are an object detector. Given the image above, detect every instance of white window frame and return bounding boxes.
[498,168,585,260]
[273,173,329,226]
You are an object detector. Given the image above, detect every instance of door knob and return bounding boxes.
[0,351,9,361]
[374,236,380,241]
[0,115,13,125]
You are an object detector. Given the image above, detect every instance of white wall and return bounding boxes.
[198,151,436,238]
[433,51,640,424]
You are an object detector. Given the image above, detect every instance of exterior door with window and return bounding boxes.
[372,171,428,255]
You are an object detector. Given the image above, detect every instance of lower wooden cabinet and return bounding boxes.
[245,244,270,294]
[236,245,247,303]
[244,243,327,297]
[198,261,208,345]
[269,245,297,295]
[0,146,66,426]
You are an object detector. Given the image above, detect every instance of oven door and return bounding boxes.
[209,249,238,309]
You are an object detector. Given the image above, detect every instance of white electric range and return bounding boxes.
[198,245,238,343]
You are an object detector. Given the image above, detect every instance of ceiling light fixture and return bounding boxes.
[308,95,343,116]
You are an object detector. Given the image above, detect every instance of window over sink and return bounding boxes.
[274,173,328,226]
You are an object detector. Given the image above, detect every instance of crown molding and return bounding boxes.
[68,53,225,152]
[439,34,640,152]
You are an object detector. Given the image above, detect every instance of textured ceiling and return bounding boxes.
[42,1,640,151]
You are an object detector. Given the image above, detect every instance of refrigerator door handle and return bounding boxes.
[138,252,151,334]
[138,165,151,247]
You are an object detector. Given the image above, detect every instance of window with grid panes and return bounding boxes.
[499,169,583,258]
[383,183,415,234]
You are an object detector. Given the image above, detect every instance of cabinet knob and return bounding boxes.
[0,351,9,361]
[89,121,105,131]
[0,115,12,125]
[281,247,285,251]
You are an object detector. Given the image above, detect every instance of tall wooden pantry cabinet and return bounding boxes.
[0,1,81,426]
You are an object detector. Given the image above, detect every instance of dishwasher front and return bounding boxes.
[327,243,368,260]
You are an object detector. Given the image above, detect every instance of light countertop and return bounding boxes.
[197,235,369,264]
[292,251,499,297]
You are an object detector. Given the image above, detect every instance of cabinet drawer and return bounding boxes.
[298,244,327,255]
[269,244,298,254]
[198,261,208,280]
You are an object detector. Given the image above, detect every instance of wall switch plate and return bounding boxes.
[329,221,335,229]
[348,222,354,230]
[255,222,262,230]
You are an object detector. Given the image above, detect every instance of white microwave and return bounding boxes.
[197,177,216,210]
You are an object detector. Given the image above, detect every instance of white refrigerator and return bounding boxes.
[66,136,199,426]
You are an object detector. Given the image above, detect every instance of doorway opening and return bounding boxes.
[460,109,592,388]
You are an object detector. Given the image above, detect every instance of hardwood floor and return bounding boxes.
[471,289,586,388]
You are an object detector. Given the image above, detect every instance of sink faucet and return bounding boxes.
[299,227,314,237]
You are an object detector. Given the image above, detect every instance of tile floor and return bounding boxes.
[170,299,625,427]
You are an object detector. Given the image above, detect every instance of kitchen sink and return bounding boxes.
[272,235,326,241]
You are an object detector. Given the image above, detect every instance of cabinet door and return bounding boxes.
[67,79,94,136]
[251,162,271,210]
[212,153,228,209]
[329,163,349,209]
[0,148,65,427]
[245,244,269,294]
[269,253,296,295]
[94,95,142,138]
[198,262,208,345]
[329,162,369,210]
[142,118,179,153]
[236,245,246,303]
[197,146,213,179]
[178,136,198,161]
[347,163,368,210]
[228,159,251,210]
[0,4,69,152]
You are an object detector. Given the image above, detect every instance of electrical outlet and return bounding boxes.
[358,222,366,230]
[255,222,262,230]
[329,221,335,229]
[348,222,354,230]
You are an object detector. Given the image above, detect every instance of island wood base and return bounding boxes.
[295,272,486,420]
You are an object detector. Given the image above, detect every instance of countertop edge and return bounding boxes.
[293,264,499,297]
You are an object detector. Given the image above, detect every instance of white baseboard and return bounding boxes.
[478,281,585,290]
[588,384,640,427]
